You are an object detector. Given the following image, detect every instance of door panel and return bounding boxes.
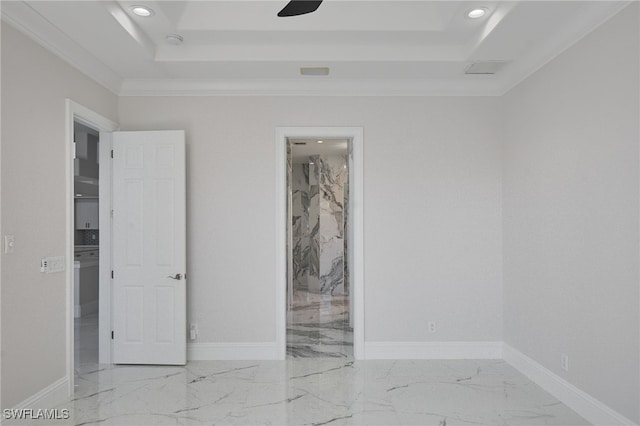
[112,130,186,365]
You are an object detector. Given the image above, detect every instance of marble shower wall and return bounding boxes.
[315,156,348,295]
[292,155,348,295]
[343,159,349,296]
[308,162,320,292]
[292,163,311,291]
[286,144,294,304]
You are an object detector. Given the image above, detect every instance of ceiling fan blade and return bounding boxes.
[277,0,323,17]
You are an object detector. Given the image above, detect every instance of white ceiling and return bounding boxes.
[0,0,631,96]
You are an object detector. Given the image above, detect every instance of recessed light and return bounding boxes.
[467,8,487,19]
[317,140,324,144]
[309,162,315,165]
[131,6,154,17]
[165,34,184,45]
[75,194,83,197]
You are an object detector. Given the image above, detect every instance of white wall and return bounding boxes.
[502,4,640,422]
[117,96,503,347]
[0,25,118,408]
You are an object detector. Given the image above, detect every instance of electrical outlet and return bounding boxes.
[428,321,437,333]
[190,323,198,340]
[4,235,15,254]
[561,354,569,372]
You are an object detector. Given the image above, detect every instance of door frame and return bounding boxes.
[275,127,364,359]
[65,100,118,396]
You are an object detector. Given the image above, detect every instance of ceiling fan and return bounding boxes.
[278,0,323,17]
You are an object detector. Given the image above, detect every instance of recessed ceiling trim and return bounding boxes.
[465,60,509,75]
[462,1,519,59]
[499,0,633,95]
[0,1,123,94]
[119,78,503,97]
[154,44,466,63]
[106,2,157,58]
[1,0,632,98]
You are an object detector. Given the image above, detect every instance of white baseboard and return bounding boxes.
[364,341,503,359]
[503,344,637,426]
[188,342,280,360]
[4,377,69,423]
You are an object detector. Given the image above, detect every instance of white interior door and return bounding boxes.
[112,130,186,365]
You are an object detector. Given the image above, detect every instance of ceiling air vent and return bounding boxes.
[294,142,307,145]
[465,61,509,75]
[300,67,330,76]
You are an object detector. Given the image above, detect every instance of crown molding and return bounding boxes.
[498,0,633,96]
[119,77,504,97]
[1,1,123,95]
[1,1,631,98]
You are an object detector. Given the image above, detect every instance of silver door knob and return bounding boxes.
[168,273,183,280]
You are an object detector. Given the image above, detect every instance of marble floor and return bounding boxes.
[287,289,353,358]
[56,310,590,425]
[60,358,589,426]
[75,313,99,371]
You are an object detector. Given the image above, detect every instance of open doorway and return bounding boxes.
[73,121,101,373]
[287,138,352,357]
[66,100,118,396]
[274,127,364,360]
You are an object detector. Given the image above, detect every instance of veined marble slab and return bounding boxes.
[290,154,349,296]
[68,304,588,425]
[63,357,589,425]
[287,290,352,359]
[315,156,347,295]
[70,312,588,425]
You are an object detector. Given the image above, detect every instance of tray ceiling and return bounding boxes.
[0,0,631,95]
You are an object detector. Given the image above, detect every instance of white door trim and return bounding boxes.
[97,131,114,365]
[275,127,364,359]
[65,100,118,397]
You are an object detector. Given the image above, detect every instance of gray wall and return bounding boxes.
[1,25,118,408]
[502,4,640,422]
[117,95,504,344]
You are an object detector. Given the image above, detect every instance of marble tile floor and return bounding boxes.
[75,313,99,369]
[287,290,353,358]
[54,309,590,425]
[54,358,590,426]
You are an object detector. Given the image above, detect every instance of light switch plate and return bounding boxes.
[41,256,65,273]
